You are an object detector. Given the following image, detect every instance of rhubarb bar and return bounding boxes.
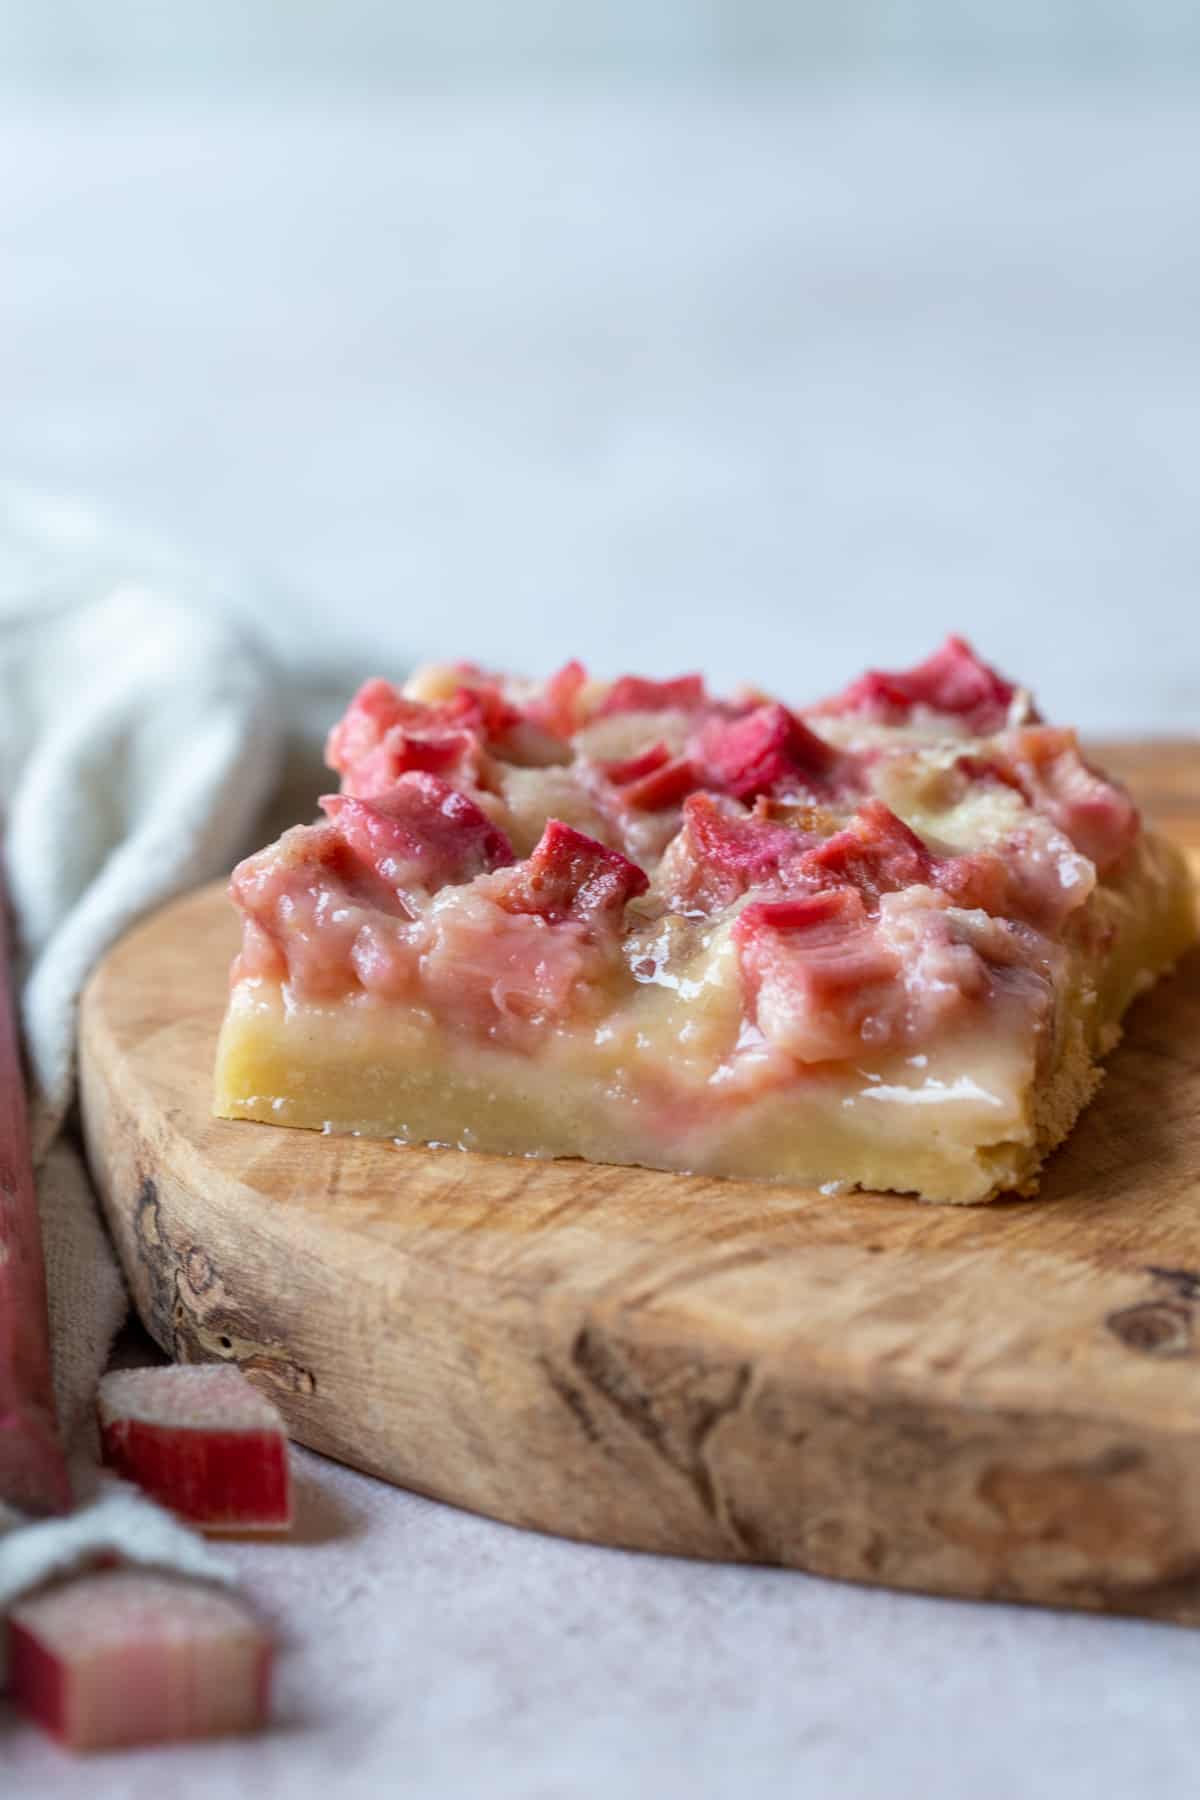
[214,640,1195,1204]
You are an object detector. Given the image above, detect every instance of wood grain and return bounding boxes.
[79,742,1200,1622]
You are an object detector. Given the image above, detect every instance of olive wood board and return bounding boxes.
[78,740,1200,1624]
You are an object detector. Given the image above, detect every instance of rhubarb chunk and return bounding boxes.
[692,703,837,802]
[493,819,649,929]
[658,793,824,912]
[995,727,1139,872]
[320,775,515,890]
[7,1568,272,1751]
[734,889,902,1061]
[525,659,589,738]
[596,673,709,716]
[799,800,933,900]
[0,885,70,1517]
[817,634,1019,735]
[97,1365,291,1533]
[601,741,698,812]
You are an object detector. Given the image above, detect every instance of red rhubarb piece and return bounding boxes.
[326,675,524,798]
[321,773,515,891]
[230,780,512,1000]
[354,725,482,796]
[816,635,1018,735]
[692,702,837,802]
[734,888,902,1062]
[663,793,821,911]
[97,1365,291,1532]
[596,673,709,717]
[802,787,1092,932]
[525,659,588,738]
[798,800,934,902]
[601,741,698,811]
[619,758,696,812]
[329,674,522,764]
[997,727,1139,872]
[737,889,870,941]
[325,677,429,774]
[601,742,673,788]
[7,1568,272,1751]
[496,820,649,927]
[325,680,483,798]
[0,885,70,1517]
[932,832,1094,934]
[441,676,524,741]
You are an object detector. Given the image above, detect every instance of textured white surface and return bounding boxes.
[2,88,1200,1795]
[9,1443,1200,1799]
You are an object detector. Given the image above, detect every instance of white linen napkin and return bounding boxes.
[0,487,284,1652]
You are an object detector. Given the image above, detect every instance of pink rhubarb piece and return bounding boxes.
[7,1567,272,1751]
[98,1364,291,1532]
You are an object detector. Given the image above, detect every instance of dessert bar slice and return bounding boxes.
[214,639,1195,1203]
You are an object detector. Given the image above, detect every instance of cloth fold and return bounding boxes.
[0,487,284,1649]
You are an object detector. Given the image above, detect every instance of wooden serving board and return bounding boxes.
[79,742,1200,1624]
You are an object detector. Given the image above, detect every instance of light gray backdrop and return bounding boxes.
[2,1,1200,84]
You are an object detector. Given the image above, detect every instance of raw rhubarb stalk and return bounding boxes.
[97,1365,292,1532]
[7,1567,272,1750]
[0,886,70,1516]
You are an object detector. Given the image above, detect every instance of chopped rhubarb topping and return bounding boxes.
[661,794,822,911]
[665,792,1091,934]
[737,879,1060,1064]
[232,837,405,1002]
[601,741,698,812]
[228,648,1159,1112]
[734,889,902,1062]
[494,820,649,928]
[230,820,413,998]
[97,1365,291,1533]
[996,728,1139,872]
[800,800,933,901]
[934,828,1095,934]
[424,826,648,1036]
[7,1569,272,1751]
[526,659,588,739]
[420,890,600,1032]
[804,800,1095,931]
[321,775,514,891]
[906,889,1061,1013]
[875,888,990,1029]
[354,726,482,796]
[596,673,709,717]
[326,681,485,797]
[422,831,647,1034]
[597,705,848,814]
[231,780,511,1003]
[816,635,1018,734]
[326,674,530,797]
[601,742,675,788]
[874,887,1055,1040]
[692,702,838,802]
[325,677,419,774]
[441,671,525,740]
